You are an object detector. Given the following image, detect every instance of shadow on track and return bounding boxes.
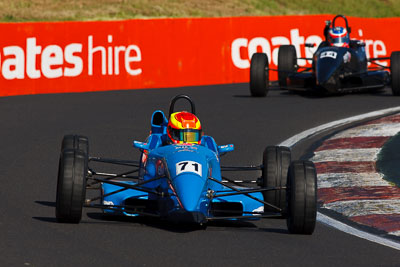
[33,208,290,235]
[35,200,56,207]
[235,82,393,99]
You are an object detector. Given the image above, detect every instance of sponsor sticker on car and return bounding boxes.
[320,51,337,59]
[343,51,352,63]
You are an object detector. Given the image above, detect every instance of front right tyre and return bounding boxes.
[61,134,89,156]
[261,146,291,215]
[278,45,297,88]
[56,149,88,223]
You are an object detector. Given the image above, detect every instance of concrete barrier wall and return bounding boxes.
[0,15,398,96]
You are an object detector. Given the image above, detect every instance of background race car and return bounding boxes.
[249,15,400,97]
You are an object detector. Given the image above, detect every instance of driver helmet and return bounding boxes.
[328,26,350,48]
[167,111,202,144]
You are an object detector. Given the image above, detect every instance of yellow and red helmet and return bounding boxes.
[167,111,202,144]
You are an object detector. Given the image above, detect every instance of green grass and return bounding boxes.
[0,0,399,22]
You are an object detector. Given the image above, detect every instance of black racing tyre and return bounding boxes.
[250,53,269,97]
[56,149,88,223]
[261,146,291,215]
[278,45,297,88]
[61,134,89,156]
[286,161,317,235]
[390,51,400,96]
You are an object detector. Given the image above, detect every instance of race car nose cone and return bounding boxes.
[317,70,333,85]
[315,48,345,93]
[316,59,342,93]
[318,72,340,93]
[173,173,205,212]
[316,61,337,85]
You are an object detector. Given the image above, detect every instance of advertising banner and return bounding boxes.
[0,15,398,96]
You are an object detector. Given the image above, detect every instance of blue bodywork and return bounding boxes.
[101,110,264,223]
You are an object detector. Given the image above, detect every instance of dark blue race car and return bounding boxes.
[55,95,317,234]
[250,15,400,96]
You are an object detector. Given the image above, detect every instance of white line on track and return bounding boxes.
[331,123,400,139]
[279,107,400,147]
[317,213,400,250]
[311,148,380,162]
[389,230,400,237]
[279,106,400,251]
[323,199,400,217]
[317,172,390,188]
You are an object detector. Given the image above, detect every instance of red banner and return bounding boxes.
[0,15,399,97]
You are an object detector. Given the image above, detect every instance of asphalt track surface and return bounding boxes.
[1,84,400,267]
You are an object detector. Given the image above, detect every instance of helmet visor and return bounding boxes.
[331,35,349,46]
[169,128,202,143]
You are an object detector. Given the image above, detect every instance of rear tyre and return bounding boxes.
[56,149,88,223]
[390,51,400,96]
[250,53,269,97]
[278,45,297,88]
[261,146,291,215]
[286,161,317,235]
[61,134,89,156]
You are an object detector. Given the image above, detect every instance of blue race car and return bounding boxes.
[55,95,317,234]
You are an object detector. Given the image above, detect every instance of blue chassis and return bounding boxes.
[85,110,282,224]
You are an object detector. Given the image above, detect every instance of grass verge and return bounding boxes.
[0,0,399,22]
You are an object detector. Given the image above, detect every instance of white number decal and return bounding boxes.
[176,161,202,176]
[320,51,337,59]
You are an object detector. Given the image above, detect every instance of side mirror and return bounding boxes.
[218,144,234,154]
[133,140,150,151]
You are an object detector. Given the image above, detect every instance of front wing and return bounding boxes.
[84,157,283,222]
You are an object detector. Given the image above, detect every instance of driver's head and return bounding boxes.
[328,26,350,48]
[167,111,202,144]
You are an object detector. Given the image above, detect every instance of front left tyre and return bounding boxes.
[390,51,400,96]
[250,53,269,97]
[286,160,317,235]
[56,149,88,223]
